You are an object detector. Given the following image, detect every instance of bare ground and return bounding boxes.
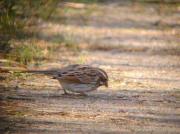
[0,1,180,134]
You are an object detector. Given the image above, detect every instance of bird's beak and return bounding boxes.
[105,82,108,87]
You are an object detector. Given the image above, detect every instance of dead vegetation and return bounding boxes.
[0,0,180,133]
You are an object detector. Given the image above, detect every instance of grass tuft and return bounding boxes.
[8,43,43,65]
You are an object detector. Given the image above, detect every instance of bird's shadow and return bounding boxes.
[1,85,176,103]
[0,85,128,101]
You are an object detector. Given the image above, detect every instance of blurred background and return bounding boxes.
[0,0,180,133]
[0,0,179,90]
[0,0,179,66]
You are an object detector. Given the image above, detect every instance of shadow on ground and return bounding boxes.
[0,84,179,133]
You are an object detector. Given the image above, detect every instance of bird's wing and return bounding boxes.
[56,66,99,84]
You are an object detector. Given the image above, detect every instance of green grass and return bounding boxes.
[8,43,43,65]
[4,33,81,66]
[76,53,88,64]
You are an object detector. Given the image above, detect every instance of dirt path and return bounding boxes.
[0,1,180,134]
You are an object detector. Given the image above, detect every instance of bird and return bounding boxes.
[22,64,109,95]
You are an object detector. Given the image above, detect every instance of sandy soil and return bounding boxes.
[0,1,180,134]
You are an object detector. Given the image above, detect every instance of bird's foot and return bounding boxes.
[62,92,70,96]
[62,89,74,96]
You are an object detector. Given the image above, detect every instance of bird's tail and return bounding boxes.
[23,70,58,75]
[0,67,59,76]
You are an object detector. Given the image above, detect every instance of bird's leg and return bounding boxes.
[62,88,69,95]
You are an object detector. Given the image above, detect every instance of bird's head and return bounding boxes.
[97,68,109,88]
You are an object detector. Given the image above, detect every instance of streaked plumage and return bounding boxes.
[26,64,108,95]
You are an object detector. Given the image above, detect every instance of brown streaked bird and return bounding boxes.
[24,64,108,95]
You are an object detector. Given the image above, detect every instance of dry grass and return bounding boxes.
[0,1,179,133]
